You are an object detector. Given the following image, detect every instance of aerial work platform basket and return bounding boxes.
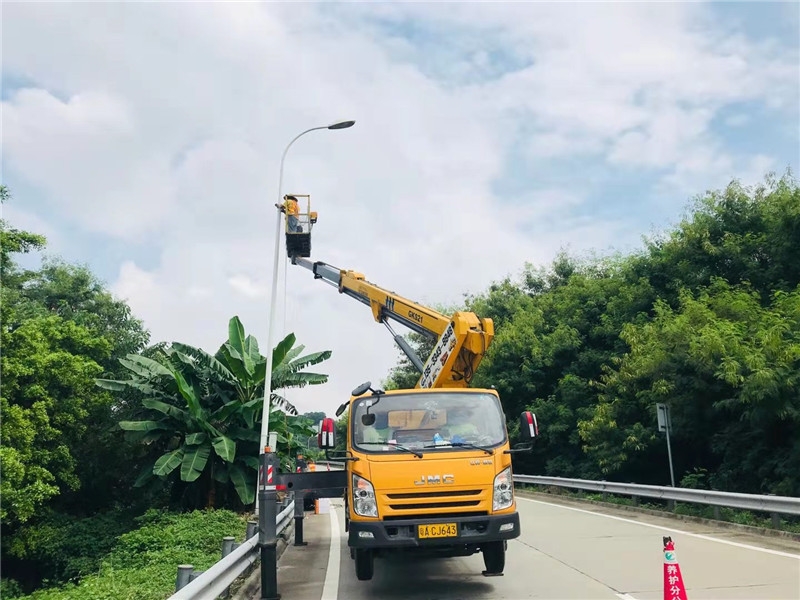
[281,194,317,260]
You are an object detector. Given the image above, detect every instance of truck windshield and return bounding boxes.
[351,392,506,454]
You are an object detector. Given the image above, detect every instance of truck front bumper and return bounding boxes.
[348,512,520,549]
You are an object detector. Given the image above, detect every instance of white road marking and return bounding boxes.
[519,497,800,560]
[320,505,341,600]
[616,594,638,600]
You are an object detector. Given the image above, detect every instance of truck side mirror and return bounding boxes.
[519,411,539,442]
[318,417,336,449]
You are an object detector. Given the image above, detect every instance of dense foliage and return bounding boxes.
[387,172,800,495]
[99,317,328,508]
[13,509,247,600]
[0,185,332,595]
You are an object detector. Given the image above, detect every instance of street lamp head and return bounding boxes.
[328,120,355,130]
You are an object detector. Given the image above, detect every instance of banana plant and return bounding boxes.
[96,316,328,508]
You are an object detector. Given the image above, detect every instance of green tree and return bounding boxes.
[302,411,326,424]
[0,185,46,283]
[98,317,332,508]
[635,170,799,303]
[1,193,149,525]
[1,191,152,594]
[581,280,800,494]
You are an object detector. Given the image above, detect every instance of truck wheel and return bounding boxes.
[354,549,374,581]
[482,541,505,574]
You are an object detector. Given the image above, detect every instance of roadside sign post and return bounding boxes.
[656,403,676,487]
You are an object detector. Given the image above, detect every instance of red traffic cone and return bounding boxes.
[663,536,688,600]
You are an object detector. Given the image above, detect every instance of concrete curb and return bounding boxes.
[516,488,800,542]
[229,520,295,600]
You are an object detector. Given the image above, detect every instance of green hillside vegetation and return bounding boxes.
[10,510,247,600]
[386,171,800,496]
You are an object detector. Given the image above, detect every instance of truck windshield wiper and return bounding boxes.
[424,441,493,456]
[360,441,423,458]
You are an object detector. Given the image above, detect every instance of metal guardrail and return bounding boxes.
[514,475,800,517]
[169,494,295,600]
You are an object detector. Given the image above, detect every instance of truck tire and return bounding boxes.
[482,541,505,574]
[354,549,374,581]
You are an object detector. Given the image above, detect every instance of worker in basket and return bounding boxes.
[284,195,301,232]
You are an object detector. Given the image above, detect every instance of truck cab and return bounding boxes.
[323,384,538,581]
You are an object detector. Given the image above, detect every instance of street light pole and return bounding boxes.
[256,123,354,596]
[258,120,356,457]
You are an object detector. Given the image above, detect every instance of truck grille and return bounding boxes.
[389,500,480,511]
[381,488,488,517]
[386,489,481,499]
[384,510,488,522]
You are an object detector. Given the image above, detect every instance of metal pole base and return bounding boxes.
[294,516,308,546]
[260,543,280,600]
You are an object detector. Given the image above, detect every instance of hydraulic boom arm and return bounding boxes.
[292,257,494,389]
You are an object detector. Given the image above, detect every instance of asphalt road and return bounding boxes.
[272,493,800,600]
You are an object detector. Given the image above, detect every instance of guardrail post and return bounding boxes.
[247,520,258,539]
[222,536,235,557]
[713,505,721,520]
[259,451,280,600]
[771,512,780,529]
[294,494,308,546]
[175,564,193,591]
[632,495,639,507]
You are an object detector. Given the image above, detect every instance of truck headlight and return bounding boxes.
[493,467,514,511]
[352,474,378,517]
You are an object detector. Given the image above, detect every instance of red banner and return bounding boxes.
[663,536,688,600]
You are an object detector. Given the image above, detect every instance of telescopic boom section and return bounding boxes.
[292,257,494,389]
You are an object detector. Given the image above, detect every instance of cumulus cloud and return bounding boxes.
[3,2,797,415]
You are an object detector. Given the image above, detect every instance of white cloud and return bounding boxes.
[3,2,796,416]
[228,275,268,300]
[3,88,176,239]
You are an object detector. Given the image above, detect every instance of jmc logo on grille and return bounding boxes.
[414,474,455,485]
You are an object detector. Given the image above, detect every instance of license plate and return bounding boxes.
[417,523,458,539]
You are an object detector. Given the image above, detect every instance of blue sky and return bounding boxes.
[3,1,798,415]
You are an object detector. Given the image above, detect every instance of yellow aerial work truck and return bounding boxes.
[280,197,540,581]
